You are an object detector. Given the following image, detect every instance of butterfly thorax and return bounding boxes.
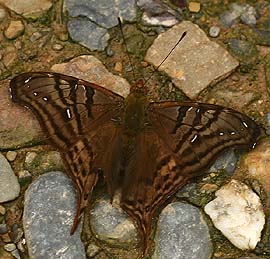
[124,90,149,135]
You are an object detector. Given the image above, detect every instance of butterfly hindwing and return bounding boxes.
[10,72,125,232]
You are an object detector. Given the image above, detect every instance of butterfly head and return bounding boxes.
[130,79,148,96]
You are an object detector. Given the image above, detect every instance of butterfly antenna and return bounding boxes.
[117,17,137,83]
[144,31,187,85]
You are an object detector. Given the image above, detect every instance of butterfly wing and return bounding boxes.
[120,101,260,254]
[10,72,125,233]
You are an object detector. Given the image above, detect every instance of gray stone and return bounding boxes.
[220,3,257,28]
[23,171,86,259]
[209,150,238,174]
[137,0,179,27]
[89,196,138,247]
[153,202,212,259]
[209,26,220,38]
[64,0,136,28]
[0,153,20,203]
[145,21,239,99]
[64,0,136,50]
[86,243,100,258]
[67,18,109,51]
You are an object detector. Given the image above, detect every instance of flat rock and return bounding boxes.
[0,0,52,17]
[23,171,85,259]
[153,202,213,259]
[0,153,20,203]
[51,55,130,97]
[4,20,25,40]
[204,180,265,250]
[145,21,239,99]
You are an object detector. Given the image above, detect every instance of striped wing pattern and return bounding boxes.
[10,72,125,233]
[120,101,260,253]
[10,72,260,256]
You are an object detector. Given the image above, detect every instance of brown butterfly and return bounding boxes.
[10,71,260,257]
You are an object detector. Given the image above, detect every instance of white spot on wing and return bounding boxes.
[230,131,236,135]
[242,121,248,128]
[24,77,31,83]
[42,97,48,102]
[33,92,38,96]
[219,132,224,136]
[190,134,198,143]
[66,108,72,119]
[188,107,193,112]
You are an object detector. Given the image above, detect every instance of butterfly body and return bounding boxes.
[10,72,260,257]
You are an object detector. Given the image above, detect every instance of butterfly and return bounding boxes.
[10,71,260,257]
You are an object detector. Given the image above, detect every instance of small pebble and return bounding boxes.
[4,243,16,252]
[188,2,201,13]
[52,43,64,51]
[17,240,25,253]
[0,205,6,215]
[30,31,43,42]
[209,26,220,38]
[10,227,24,243]
[6,151,17,162]
[106,47,114,57]
[11,249,21,259]
[86,243,101,258]
[2,233,11,243]
[4,20,24,40]
[18,170,32,183]
[114,62,122,72]
[24,152,37,165]
[0,223,8,234]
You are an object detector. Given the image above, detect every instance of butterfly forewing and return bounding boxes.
[10,72,125,233]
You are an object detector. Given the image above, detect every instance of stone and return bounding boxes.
[0,204,6,215]
[64,0,136,50]
[188,2,201,13]
[153,202,212,259]
[0,0,52,17]
[209,150,238,174]
[0,153,20,203]
[64,0,136,28]
[86,243,101,258]
[209,26,220,38]
[4,20,24,40]
[4,243,16,252]
[0,5,7,20]
[23,171,86,259]
[137,0,178,27]
[242,138,270,195]
[204,180,265,250]
[67,18,110,51]
[6,151,17,162]
[89,196,138,247]
[145,21,239,99]
[51,55,130,97]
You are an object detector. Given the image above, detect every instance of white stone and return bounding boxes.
[204,180,265,250]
